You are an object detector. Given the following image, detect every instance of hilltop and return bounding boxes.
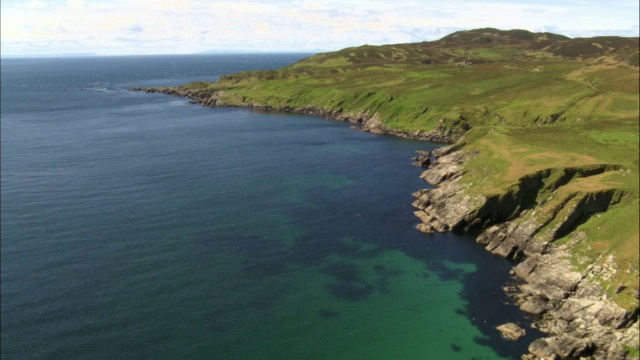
[136,28,639,359]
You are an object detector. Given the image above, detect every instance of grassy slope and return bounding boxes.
[177,29,640,309]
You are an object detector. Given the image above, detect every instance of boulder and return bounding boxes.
[520,295,553,315]
[545,335,593,358]
[528,338,556,359]
[412,150,431,168]
[496,322,526,340]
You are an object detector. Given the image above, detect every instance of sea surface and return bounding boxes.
[1,54,539,359]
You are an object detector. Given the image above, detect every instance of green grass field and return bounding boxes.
[167,28,640,309]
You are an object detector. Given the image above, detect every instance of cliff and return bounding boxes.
[413,147,639,359]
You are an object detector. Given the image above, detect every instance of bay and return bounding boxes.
[1,54,537,359]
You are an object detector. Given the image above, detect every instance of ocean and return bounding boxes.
[1,54,537,359]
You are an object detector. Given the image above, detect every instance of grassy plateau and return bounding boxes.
[162,28,639,311]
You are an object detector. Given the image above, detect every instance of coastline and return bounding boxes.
[133,87,639,359]
[131,87,459,143]
[413,147,639,360]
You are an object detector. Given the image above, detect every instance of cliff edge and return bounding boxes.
[413,146,639,359]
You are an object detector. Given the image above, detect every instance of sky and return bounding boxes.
[1,0,639,57]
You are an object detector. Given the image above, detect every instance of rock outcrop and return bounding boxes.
[411,150,432,168]
[412,147,639,360]
[497,322,527,341]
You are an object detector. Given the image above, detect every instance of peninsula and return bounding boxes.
[135,28,639,359]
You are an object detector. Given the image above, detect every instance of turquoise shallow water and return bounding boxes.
[1,54,538,359]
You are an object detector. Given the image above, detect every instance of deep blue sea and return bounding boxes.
[1,54,538,359]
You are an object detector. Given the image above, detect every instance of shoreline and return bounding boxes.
[133,87,639,359]
[131,87,460,143]
[413,146,639,360]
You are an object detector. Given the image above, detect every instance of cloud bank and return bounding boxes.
[1,0,638,56]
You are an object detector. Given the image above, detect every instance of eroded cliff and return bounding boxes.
[413,147,639,360]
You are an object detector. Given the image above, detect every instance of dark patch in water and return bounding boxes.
[451,343,462,352]
[373,264,402,295]
[373,264,402,278]
[321,262,362,282]
[429,261,466,281]
[317,309,340,318]
[324,282,374,301]
[322,261,375,301]
[376,279,389,294]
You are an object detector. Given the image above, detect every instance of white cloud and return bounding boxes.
[21,1,48,10]
[67,0,85,9]
[1,0,638,56]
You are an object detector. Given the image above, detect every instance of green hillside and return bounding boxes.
[150,28,639,310]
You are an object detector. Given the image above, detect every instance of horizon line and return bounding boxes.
[0,50,325,60]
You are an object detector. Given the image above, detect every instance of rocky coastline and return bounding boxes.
[131,87,461,143]
[134,86,639,359]
[412,146,639,360]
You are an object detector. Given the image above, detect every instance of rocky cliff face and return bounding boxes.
[413,147,639,360]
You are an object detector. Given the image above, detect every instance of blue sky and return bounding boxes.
[1,0,638,56]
